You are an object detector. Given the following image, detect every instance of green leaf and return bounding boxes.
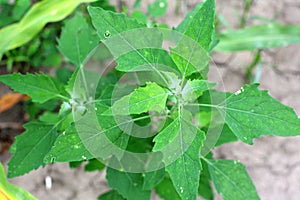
[153,111,206,200]
[56,67,73,84]
[0,0,31,27]
[88,7,176,77]
[198,156,214,200]
[44,103,129,163]
[8,122,59,178]
[115,49,176,72]
[0,73,68,103]
[155,177,181,200]
[148,0,168,18]
[44,125,94,163]
[143,168,165,190]
[58,13,99,67]
[215,124,238,146]
[88,6,145,42]
[215,24,300,52]
[106,167,151,200]
[0,0,96,54]
[69,161,83,168]
[206,159,260,200]
[84,159,105,172]
[0,163,37,200]
[170,37,210,77]
[171,0,215,77]
[39,112,60,125]
[131,10,147,24]
[98,190,125,200]
[216,84,300,144]
[90,0,116,12]
[175,0,215,51]
[111,82,168,115]
[182,80,216,103]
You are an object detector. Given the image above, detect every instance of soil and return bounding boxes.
[1,0,300,199]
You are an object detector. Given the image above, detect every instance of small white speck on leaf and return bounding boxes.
[159,2,165,7]
[180,186,184,193]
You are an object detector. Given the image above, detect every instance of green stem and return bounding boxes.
[245,50,261,83]
[240,0,254,28]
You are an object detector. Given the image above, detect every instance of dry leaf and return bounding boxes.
[0,93,29,113]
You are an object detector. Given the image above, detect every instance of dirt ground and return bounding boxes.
[1,0,300,199]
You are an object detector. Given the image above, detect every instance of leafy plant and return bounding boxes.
[1,0,300,200]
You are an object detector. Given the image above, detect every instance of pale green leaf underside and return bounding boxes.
[206,159,260,200]
[58,13,99,67]
[215,24,300,52]
[182,80,216,102]
[111,82,168,115]
[0,163,37,200]
[8,122,59,178]
[217,84,300,144]
[0,73,68,103]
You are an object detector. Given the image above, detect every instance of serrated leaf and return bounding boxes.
[0,163,37,200]
[0,0,96,54]
[176,0,215,51]
[8,122,59,178]
[153,111,206,200]
[111,82,168,115]
[88,6,145,41]
[88,7,177,77]
[155,177,181,200]
[106,167,151,200]
[58,13,99,67]
[171,0,215,77]
[98,190,125,200]
[215,24,300,52]
[215,84,300,144]
[44,103,130,163]
[44,125,94,163]
[0,73,68,103]
[206,159,260,200]
[165,131,205,200]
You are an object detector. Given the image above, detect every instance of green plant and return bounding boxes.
[1,0,300,200]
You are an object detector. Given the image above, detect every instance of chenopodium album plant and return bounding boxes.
[1,0,300,199]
